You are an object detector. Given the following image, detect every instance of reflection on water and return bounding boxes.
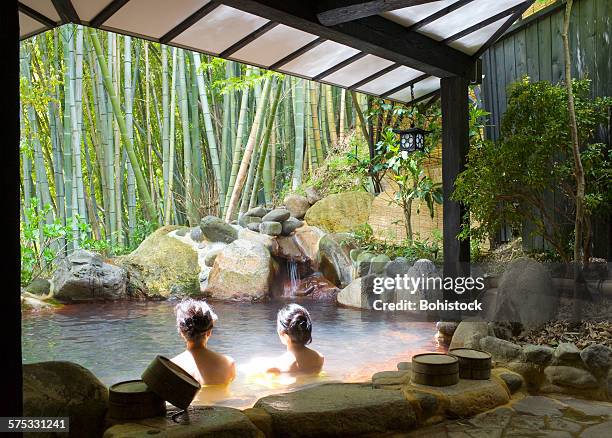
[22,300,442,408]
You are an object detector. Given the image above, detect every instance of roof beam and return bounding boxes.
[90,0,131,27]
[348,62,399,90]
[406,0,475,31]
[312,51,366,80]
[380,73,429,98]
[317,0,442,26]
[220,0,476,78]
[18,2,56,27]
[269,37,325,70]
[407,89,438,105]
[473,1,533,58]
[160,1,220,44]
[219,21,278,58]
[51,0,79,24]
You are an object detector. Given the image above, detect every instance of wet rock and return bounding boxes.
[274,236,306,262]
[304,186,322,205]
[238,228,276,252]
[561,398,612,417]
[397,362,412,371]
[104,406,262,438]
[246,206,270,218]
[370,254,391,274]
[262,208,290,223]
[115,227,200,299]
[317,233,357,288]
[198,266,211,290]
[189,226,204,242]
[238,214,262,228]
[580,344,612,376]
[304,191,374,233]
[204,247,224,268]
[437,321,459,337]
[512,396,566,417]
[544,365,598,389]
[554,343,581,363]
[284,194,310,219]
[53,250,128,302]
[479,336,522,362]
[450,321,489,350]
[385,257,412,277]
[355,251,375,277]
[281,217,304,236]
[260,221,282,236]
[24,361,108,438]
[581,421,612,438]
[25,278,51,296]
[200,216,238,244]
[492,368,524,393]
[372,370,411,387]
[253,383,417,438]
[21,292,55,312]
[247,222,261,232]
[336,275,375,309]
[205,239,272,301]
[523,345,554,366]
[293,225,324,262]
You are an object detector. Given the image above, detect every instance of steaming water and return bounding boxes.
[286,260,300,297]
[22,300,442,408]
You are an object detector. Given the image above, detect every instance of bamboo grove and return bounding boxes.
[20,25,367,256]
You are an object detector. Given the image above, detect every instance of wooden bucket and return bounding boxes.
[108,380,166,420]
[449,348,492,380]
[141,356,201,409]
[412,353,459,387]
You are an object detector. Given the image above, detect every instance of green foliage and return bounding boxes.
[453,77,611,260]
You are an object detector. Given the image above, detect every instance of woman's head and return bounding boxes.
[175,299,217,344]
[277,303,312,346]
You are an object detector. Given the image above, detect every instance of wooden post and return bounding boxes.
[441,76,470,305]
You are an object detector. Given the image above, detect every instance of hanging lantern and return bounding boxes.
[393,84,430,154]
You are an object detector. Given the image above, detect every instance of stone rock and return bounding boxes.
[336,275,374,309]
[554,343,581,363]
[247,222,261,232]
[355,251,375,277]
[246,206,270,218]
[238,214,262,228]
[253,383,416,438]
[199,266,212,290]
[284,195,310,219]
[488,321,521,340]
[204,247,225,268]
[103,406,263,437]
[293,225,324,263]
[205,239,272,301]
[370,254,391,274]
[52,250,128,302]
[242,407,272,438]
[372,370,411,387]
[260,221,282,236]
[238,228,276,253]
[523,345,554,366]
[580,344,612,376]
[304,191,374,233]
[449,321,490,350]
[189,226,204,242]
[175,227,189,237]
[492,257,558,329]
[25,278,51,296]
[262,208,291,223]
[479,336,522,362]
[544,365,599,389]
[24,361,108,438]
[21,292,55,312]
[385,257,412,277]
[281,217,304,236]
[561,398,612,417]
[304,186,322,205]
[512,396,565,417]
[199,216,238,244]
[581,421,612,438]
[115,227,200,298]
[317,233,357,288]
[395,259,443,313]
[274,236,306,262]
[491,368,524,393]
[397,362,412,371]
[436,322,459,337]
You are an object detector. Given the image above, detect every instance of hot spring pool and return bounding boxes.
[22,300,442,408]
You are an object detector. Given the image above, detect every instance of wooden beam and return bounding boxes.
[51,0,79,24]
[405,89,438,105]
[473,1,532,58]
[219,21,278,58]
[317,0,442,26]
[407,0,475,31]
[441,76,470,293]
[380,73,429,98]
[18,2,57,27]
[312,51,366,80]
[90,0,131,27]
[159,1,220,44]
[220,0,476,78]
[268,37,325,70]
[442,1,530,44]
[348,62,399,90]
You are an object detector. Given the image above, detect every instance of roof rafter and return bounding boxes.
[317,0,442,26]
[406,0,475,31]
[348,62,399,90]
[269,37,326,70]
[380,73,429,98]
[312,51,366,80]
[473,1,532,58]
[90,0,131,27]
[51,0,79,24]
[220,21,278,58]
[18,2,56,27]
[160,1,220,44]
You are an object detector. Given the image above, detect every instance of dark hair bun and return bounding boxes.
[175,299,217,342]
[277,304,312,345]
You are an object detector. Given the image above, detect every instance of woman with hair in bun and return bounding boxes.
[171,298,235,386]
[267,303,324,374]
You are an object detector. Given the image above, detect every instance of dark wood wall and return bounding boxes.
[480,0,611,257]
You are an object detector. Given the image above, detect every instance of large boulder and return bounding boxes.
[492,257,558,328]
[337,275,376,309]
[200,216,238,244]
[449,321,489,350]
[238,228,277,253]
[281,217,304,236]
[24,361,108,438]
[205,239,272,301]
[304,192,374,233]
[293,225,325,262]
[284,194,310,219]
[52,250,128,302]
[395,259,443,316]
[25,278,51,296]
[304,187,322,205]
[317,233,357,288]
[253,383,416,438]
[115,226,200,299]
[262,208,291,222]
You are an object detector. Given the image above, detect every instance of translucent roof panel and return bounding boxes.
[172,5,269,55]
[280,41,360,78]
[19,12,47,38]
[72,0,112,23]
[322,54,395,88]
[418,0,524,41]
[357,66,423,95]
[388,76,440,102]
[21,0,61,23]
[231,24,318,68]
[448,17,508,55]
[381,0,458,27]
[105,0,209,40]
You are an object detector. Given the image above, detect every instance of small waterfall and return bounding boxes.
[287,259,300,297]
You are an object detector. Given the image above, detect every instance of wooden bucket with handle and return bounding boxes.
[108,380,166,420]
[142,355,201,409]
